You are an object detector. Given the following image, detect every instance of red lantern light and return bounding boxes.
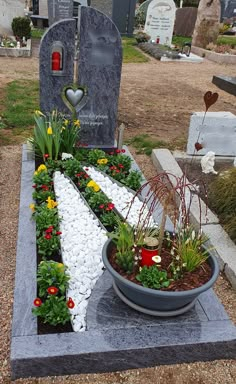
[52,51,61,71]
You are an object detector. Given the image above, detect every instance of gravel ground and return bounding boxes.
[0,145,236,384]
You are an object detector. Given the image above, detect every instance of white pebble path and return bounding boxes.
[83,166,156,227]
[53,171,107,332]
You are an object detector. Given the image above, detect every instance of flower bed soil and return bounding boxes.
[109,244,212,292]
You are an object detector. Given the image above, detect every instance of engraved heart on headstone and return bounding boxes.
[65,88,84,107]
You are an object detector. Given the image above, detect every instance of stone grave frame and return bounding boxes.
[10,145,236,380]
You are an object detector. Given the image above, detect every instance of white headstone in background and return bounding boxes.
[144,0,176,46]
[0,0,25,35]
[187,112,236,156]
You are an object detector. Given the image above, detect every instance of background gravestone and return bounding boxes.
[90,0,112,17]
[39,19,76,114]
[47,0,74,26]
[0,0,25,35]
[112,0,137,36]
[144,0,176,46]
[77,6,122,147]
[174,7,198,37]
[187,112,236,156]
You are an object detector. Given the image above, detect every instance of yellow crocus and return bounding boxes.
[87,180,100,192]
[74,119,80,127]
[97,158,108,165]
[29,203,35,212]
[47,126,53,135]
[35,110,44,117]
[46,196,58,209]
[37,164,47,173]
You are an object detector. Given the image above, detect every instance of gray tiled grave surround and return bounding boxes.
[11,145,236,380]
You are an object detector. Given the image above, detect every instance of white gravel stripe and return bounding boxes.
[83,166,156,227]
[54,171,107,332]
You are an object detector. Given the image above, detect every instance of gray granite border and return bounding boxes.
[11,145,236,380]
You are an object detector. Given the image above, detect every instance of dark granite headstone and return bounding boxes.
[39,19,76,114]
[212,75,236,96]
[174,7,198,37]
[47,0,74,26]
[77,6,122,147]
[112,0,136,36]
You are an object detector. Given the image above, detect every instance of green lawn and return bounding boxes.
[1,79,39,130]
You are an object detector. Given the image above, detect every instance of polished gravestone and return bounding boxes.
[77,6,122,147]
[39,18,76,114]
[39,6,122,148]
[11,145,236,379]
[212,75,236,97]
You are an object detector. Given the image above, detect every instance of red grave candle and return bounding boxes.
[140,237,159,267]
[52,51,61,71]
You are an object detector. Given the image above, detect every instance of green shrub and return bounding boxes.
[11,17,31,39]
[208,168,236,243]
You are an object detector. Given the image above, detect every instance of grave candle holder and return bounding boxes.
[140,237,159,267]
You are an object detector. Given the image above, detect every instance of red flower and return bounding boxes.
[45,226,53,234]
[56,231,62,235]
[84,174,89,179]
[47,286,59,295]
[121,149,126,153]
[77,182,81,186]
[110,166,116,170]
[106,203,115,211]
[116,149,121,153]
[118,164,124,168]
[44,234,52,240]
[41,184,49,190]
[109,152,114,155]
[44,154,49,159]
[34,298,42,307]
[76,173,82,177]
[67,297,75,309]
[99,204,105,209]
[116,170,120,173]
[32,184,37,188]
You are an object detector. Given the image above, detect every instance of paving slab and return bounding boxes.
[11,145,236,380]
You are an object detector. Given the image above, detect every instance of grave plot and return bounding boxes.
[10,3,236,380]
[11,145,236,380]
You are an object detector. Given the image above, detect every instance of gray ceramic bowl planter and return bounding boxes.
[102,239,220,316]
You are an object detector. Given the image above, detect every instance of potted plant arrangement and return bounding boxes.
[102,172,219,316]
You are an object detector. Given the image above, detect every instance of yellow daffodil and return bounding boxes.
[87,180,100,192]
[74,119,80,127]
[34,110,44,117]
[97,158,108,165]
[47,126,53,135]
[61,126,66,131]
[64,119,69,126]
[34,171,38,176]
[29,203,35,212]
[46,196,58,209]
[37,164,47,173]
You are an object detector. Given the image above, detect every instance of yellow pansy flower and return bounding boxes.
[37,164,47,173]
[57,263,65,271]
[87,180,100,192]
[29,203,35,212]
[74,119,80,127]
[47,126,53,135]
[46,196,58,209]
[97,158,108,165]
